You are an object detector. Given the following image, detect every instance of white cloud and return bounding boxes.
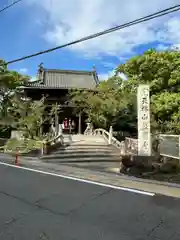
[102,62,117,69]
[118,72,128,81]
[171,44,180,50]
[99,71,113,81]
[99,70,128,81]
[156,44,169,51]
[27,0,180,57]
[29,76,37,82]
[19,68,28,73]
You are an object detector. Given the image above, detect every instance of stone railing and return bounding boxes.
[124,134,180,160]
[84,123,94,136]
[41,133,64,155]
[124,137,138,155]
[93,128,125,155]
[85,124,180,161]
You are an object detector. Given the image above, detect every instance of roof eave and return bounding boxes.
[44,68,95,75]
[21,86,97,91]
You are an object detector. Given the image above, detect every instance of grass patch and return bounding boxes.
[4,138,43,154]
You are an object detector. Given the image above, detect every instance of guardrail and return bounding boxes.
[159,134,180,161]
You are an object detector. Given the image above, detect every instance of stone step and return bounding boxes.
[53,149,120,154]
[62,144,111,148]
[70,134,105,139]
[64,139,108,143]
[62,134,107,143]
[69,142,109,145]
[41,156,121,163]
[57,148,120,154]
[69,139,108,144]
[45,134,120,163]
[41,152,120,159]
[56,147,114,153]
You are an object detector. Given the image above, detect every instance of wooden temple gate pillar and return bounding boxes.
[55,104,59,136]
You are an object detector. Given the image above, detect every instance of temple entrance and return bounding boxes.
[22,65,98,137]
[60,117,78,134]
[59,109,86,134]
[42,106,87,136]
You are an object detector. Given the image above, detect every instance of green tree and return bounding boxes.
[3,95,58,140]
[117,49,180,134]
[0,59,30,136]
[1,95,59,153]
[8,96,45,139]
[71,50,180,134]
[151,92,180,133]
[70,75,136,132]
[0,60,29,102]
[117,49,180,93]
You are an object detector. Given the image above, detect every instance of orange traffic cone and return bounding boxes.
[15,150,20,166]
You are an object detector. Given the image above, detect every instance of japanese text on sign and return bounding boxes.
[137,85,151,156]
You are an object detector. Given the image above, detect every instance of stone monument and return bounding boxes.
[137,84,151,156]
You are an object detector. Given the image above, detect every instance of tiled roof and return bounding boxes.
[25,69,99,90]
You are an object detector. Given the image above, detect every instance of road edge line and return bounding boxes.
[0,161,155,196]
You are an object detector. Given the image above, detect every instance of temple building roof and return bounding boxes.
[24,65,99,90]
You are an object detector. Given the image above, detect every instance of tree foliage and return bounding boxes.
[0,59,29,101]
[0,59,30,135]
[71,49,180,135]
[70,75,136,132]
[1,94,58,140]
[0,59,60,144]
[117,49,180,134]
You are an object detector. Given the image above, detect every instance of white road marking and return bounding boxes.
[0,161,154,196]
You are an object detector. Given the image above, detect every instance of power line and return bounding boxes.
[3,4,180,66]
[0,0,23,14]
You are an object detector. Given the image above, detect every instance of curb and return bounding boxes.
[1,153,180,190]
[0,153,38,161]
[117,173,180,189]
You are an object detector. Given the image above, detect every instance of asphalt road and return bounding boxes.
[0,165,180,240]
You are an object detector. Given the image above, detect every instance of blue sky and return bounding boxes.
[0,0,180,80]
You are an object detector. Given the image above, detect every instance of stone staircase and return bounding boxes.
[40,134,121,173]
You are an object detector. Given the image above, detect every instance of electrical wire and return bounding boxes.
[0,0,23,14]
[2,4,180,66]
